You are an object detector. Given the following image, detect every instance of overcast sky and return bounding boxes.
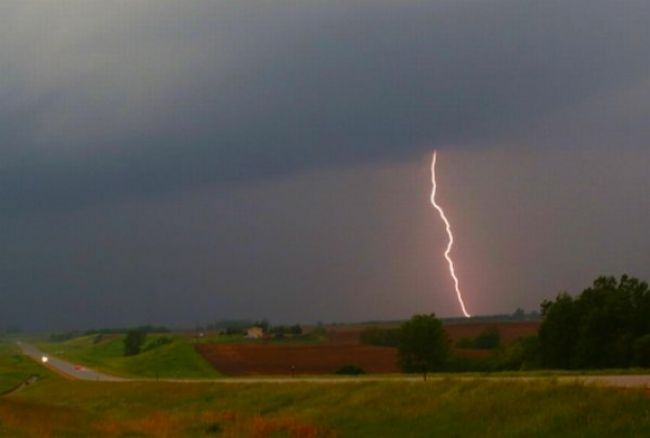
[1,1,648,330]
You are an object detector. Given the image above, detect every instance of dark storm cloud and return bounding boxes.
[1,1,649,330]
[2,0,649,212]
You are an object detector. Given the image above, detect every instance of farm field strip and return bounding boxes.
[16,342,650,389]
[195,343,399,375]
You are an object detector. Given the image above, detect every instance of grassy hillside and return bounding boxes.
[1,375,649,436]
[37,334,220,379]
[0,342,56,394]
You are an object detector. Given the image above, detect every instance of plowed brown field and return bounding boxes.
[195,344,399,375]
[444,321,540,343]
[195,321,540,375]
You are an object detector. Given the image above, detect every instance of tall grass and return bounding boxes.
[2,376,650,437]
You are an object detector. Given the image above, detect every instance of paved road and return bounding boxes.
[18,342,125,381]
[17,343,650,387]
[578,374,650,388]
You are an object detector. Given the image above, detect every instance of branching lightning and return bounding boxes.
[430,151,471,318]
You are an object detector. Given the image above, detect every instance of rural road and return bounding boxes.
[18,343,650,388]
[18,342,126,382]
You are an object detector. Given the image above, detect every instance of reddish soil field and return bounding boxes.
[195,343,399,376]
[443,321,540,344]
[324,320,540,345]
[196,321,539,375]
[325,325,383,345]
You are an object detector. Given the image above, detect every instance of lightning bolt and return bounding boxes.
[430,151,471,318]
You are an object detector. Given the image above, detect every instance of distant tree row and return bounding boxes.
[539,275,650,368]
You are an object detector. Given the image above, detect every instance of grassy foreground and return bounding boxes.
[1,373,650,436]
[3,341,650,436]
[0,343,54,394]
[36,335,219,379]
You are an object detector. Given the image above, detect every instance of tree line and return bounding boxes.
[367,274,649,376]
[539,275,650,368]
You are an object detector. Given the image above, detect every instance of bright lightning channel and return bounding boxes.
[430,151,471,318]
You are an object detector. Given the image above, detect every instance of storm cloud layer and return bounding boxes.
[1,1,648,329]
[2,0,649,210]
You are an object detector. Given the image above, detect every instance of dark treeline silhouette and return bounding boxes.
[365,275,648,373]
[539,275,650,369]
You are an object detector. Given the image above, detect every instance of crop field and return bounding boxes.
[322,320,539,345]
[29,320,542,378]
[195,343,399,375]
[194,321,538,375]
[443,321,540,344]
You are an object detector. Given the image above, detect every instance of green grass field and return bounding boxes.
[0,343,55,394]
[2,342,650,436]
[2,373,650,436]
[36,334,220,379]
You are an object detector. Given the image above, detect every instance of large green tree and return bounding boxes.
[539,293,579,368]
[539,275,650,369]
[398,314,450,379]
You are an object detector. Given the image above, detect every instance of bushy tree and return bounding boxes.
[539,293,579,368]
[512,308,526,320]
[474,326,501,349]
[398,314,450,379]
[488,336,540,371]
[335,365,366,375]
[539,275,649,369]
[124,329,147,356]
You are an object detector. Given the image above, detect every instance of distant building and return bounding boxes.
[246,326,264,339]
